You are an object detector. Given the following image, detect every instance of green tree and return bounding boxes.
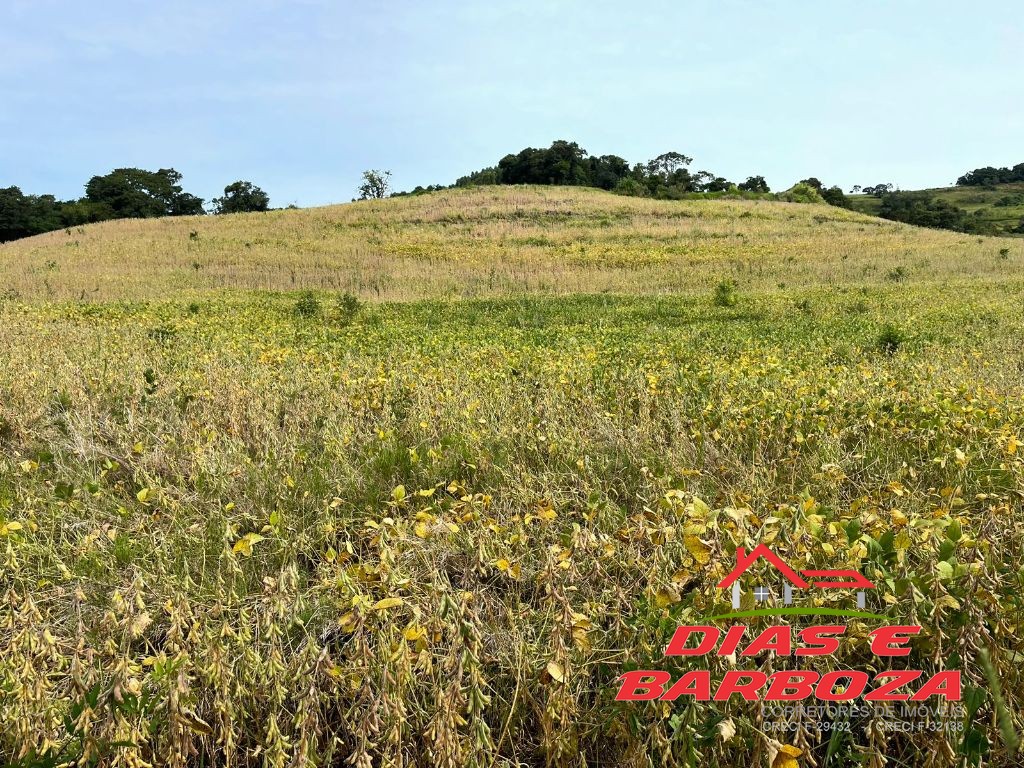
[85,168,204,218]
[212,181,270,214]
[0,186,64,242]
[738,175,770,193]
[878,191,969,230]
[692,170,731,193]
[861,183,894,197]
[645,152,693,182]
[820,186,852,209]
[358,169,392,199]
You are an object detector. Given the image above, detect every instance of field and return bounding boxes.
[850,183,1024,237]
[2,186,1024,767]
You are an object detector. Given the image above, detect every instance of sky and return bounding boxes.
[2,0,1022,208]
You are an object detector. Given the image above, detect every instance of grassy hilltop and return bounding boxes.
[2,185,1019,302]
[2,187,1024,767]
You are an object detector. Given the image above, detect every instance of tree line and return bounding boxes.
[7,151,1020,244]
[1,169,270,242]
[956,163,1024,187]
[430,140,853,208]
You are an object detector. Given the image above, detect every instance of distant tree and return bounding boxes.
[212,181,270,214]
[878,191,969,230]
[850,185,862,194]
[358,169,392,200]
[588,154,631,190]
[645,152,693,182]
[861,183,894,197]
[390,184,447,197]
[497,141,591,186]
[0,186,85,242]
[692,171,731,193]
[85,168,204,218]
[1,187,44,242]
[455,166,501,187]
[738,175,770,193]
[820,185,852,209]
[800,177,851,208]
[451,141,750,198]
[956,163,1024,186]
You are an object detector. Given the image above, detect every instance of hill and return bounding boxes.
[851,182,1024,236]
[1,185,1019,302]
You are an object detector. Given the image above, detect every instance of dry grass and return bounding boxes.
[2,186,1020,302]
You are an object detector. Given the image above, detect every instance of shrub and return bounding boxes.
[335,292,361,325]
[775,183,825,204]
[713,280,738,307]
[877,324,904,355]
[294,291,322,318]
[613,178,648,198]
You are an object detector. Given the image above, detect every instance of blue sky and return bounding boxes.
[2,0,1021,207]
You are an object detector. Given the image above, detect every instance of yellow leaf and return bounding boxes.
[495,558,511,572]
[404,624,426,642]
[772,744,802,768]
[690,497,710,519]
[546,661,565,683]
[416,487,436,497]
[935,594,961,610]
[372,597,404,611]
[136,488,150,503]
[338,612,358,632]
[232,532,265,557]
[654,586,680,608]
[684,535,711,565]
[1,521,24,535]
[414,521,430,538]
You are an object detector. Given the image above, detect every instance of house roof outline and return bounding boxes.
[716,544,875,591]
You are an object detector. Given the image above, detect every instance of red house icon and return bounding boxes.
[717,545,875,609]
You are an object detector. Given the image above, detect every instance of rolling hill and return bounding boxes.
[2,185,1020,303]
[850,182,1024,236]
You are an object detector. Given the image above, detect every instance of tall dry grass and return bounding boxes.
[1,186,1020,302]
